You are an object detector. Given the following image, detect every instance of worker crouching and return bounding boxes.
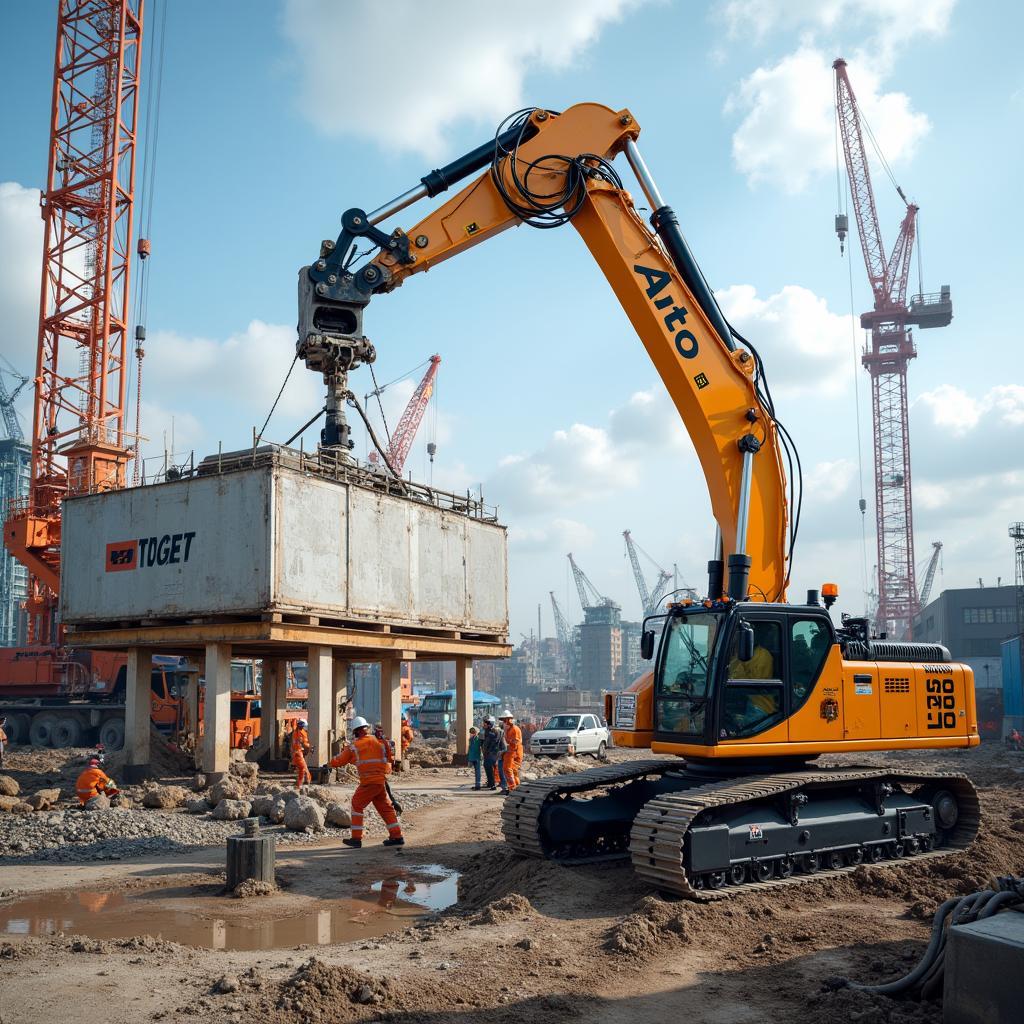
[325,716,404,849]
[75,757,119,808]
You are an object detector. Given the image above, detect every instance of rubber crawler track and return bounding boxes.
[501,759,681,861]
[502,763,979,899]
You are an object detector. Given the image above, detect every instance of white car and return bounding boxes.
[529,713,610,758]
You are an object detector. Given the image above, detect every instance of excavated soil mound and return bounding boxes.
[106,727,193,779]
[407,741,455,768]
[802,985,941,1024]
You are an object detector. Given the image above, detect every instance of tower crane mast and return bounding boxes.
[834,57,952,640]
[5,0,144,643]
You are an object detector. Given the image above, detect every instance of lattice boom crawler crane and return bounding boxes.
[297,103,979,896]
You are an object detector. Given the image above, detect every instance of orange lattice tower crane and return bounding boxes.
[367,354,440,475]
[4,0,145,643]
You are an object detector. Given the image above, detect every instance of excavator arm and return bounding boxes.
[298,102,790,602]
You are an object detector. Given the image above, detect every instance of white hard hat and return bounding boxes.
[297,719,307,728]
[483,715,496,725]
[498,709,514,719]
[350,716,370,731]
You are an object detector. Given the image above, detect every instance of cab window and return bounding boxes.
[789,618,831,712]
[721,620,785,739]
[656,613,719,737]
[150,671,166,697]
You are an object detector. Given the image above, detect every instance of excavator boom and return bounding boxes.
[298,103,790,604]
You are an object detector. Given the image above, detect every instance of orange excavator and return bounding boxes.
[297,103,978,896]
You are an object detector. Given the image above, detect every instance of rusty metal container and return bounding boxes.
[60,447,508,637]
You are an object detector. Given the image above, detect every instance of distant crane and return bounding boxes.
[834,57,952,640]
[367,355,440,475]
[550,591,571,652]
[623,530,673,617]
[0,359,29,442]
[917,541,943,607]
[567,552,615,612]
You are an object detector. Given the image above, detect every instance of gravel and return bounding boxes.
[0,788,447,863]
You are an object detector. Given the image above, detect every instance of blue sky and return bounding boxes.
[1,0,1022,638]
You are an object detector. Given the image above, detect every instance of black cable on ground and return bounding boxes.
[828,875,1024,1001]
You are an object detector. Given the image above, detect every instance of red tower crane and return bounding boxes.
[4,0,145,643]
[833,57,952,639]
[367,354,440,475]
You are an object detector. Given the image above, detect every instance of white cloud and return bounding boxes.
[805,457,856,502]
[508,517,596,554]
[281,0,647,158]
[491,422,637,517]
[716,283,855,395]
[916,383,1024,440]
[0,182,43,368]
[719,0,955,61]
[726,45,930,193]
[145,319,321,426]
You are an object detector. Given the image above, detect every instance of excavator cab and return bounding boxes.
[648,602,836,760]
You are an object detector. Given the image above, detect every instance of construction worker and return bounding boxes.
[291,718,312,789]
[75,757,116,807]
[400,715,415,760]
[324,716,404,848]
[467,726,482,789]
[374,722,397,766]
[498,710,523,793]
[0,715,7,768]
[480,715,506,791]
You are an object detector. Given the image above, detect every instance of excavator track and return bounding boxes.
[502,763,979,897]
[630,766,980,899]
[502,759,681,863]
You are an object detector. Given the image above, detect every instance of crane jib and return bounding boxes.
[633,264,699,360]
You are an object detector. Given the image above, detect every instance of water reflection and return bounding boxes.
[0,865,458,951]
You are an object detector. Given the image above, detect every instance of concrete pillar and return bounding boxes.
[255,658,286,760]
[455,657,473,759]
[123,646,154,782]
[332,659,350,754]
[203,642,232,779]
[380,658,403,757]
[307,645,333,767]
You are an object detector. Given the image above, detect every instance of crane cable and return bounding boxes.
[129,0,169,482]
[835,96,875,616]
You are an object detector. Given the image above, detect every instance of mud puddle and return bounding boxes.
[0,865,458,951]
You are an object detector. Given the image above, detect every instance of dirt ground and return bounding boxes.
[2,741,1023,1024]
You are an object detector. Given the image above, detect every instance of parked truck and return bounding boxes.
[0,647,195,750]
[0,649,298,752]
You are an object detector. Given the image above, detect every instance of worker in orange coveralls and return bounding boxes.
[291,718,312,789]
[498,710,523,793]
[75,758,116,806]
[325,716,404,849]
[400,716,415,759]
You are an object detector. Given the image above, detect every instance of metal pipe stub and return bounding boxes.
[226,818,275,889]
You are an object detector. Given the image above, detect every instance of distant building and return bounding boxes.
[621,620,643,686]
[535,687,603,719]
[913,585,1020,688]
[0,438,29,646]
[579,602,622,691]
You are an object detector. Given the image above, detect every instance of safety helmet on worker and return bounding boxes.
[350,716,370,732]
[297,719,308,729]
[88,757,100,766]
[483,715,496,725]
[498,710,514,719]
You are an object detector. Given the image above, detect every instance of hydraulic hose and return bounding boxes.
[829,875,1024,1001]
